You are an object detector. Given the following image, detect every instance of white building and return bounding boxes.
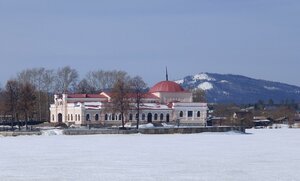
[49,80,208,126]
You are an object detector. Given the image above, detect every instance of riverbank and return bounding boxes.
[0,131,42,137]
[64,126,245,135]
[0,126,245,137]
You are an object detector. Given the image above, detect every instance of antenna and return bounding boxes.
[166,67,169,81]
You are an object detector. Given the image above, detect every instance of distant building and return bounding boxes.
[49,80,208,127]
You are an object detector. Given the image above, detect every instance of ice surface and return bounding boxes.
[1,129,300,181]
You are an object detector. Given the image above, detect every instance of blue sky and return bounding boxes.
[0,0,299,87]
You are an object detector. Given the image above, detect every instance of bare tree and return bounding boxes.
[17,68,56,121]
[56,66,79,93]
[41,69,56,121]
[192,88,206,102]
[18,82,36,130]
[77,79,96,94]
[129,76,147,129]
[86,70,129,91]
[111,78,131,128]
[4,80,21,130]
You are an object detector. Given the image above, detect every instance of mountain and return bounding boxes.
[175,73,300,104]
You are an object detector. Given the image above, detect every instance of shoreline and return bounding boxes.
[0,126,245,137]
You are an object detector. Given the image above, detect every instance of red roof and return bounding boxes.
[149,81,185,93]
[67,94,107,99]
[100,92,159,100]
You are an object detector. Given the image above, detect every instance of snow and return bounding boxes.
[193,73,216,81]
[220,80,229,83]
[138,123,154,128]
[1,129,300,180]
[222,91,229,95]
[175,79,184,84]
[198,82,213,90]
[141,103,170,110]
[41,129,63,136]
[264,86,280,90]
[161,123,175,128]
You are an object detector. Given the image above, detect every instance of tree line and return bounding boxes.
[0,66,148,129]
[0,66,206,130]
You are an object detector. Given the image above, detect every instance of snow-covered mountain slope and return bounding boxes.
[175,73,300,104]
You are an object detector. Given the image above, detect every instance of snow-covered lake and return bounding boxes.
[1,129,300,181]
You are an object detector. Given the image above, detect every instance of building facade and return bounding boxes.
[49,80,208,126]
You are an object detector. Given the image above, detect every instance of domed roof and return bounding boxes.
[149,81,185,93]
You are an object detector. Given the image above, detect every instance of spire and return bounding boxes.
[166,67,169,81]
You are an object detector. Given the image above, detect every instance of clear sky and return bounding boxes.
[0,0,299,87]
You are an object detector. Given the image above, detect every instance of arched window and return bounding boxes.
[135,114,139,120]
[52,115,54,121]
[86,114,90,121]
[179,111,183,117]
[142,114,145,121]
[78,115,80,121]
[197,111,201,117]
[75,114,77,121]
[129,114,133,121]
[118,114,122,120]
[188,111,193,117]
[95,114,99,121]
[105,114,108,120]
[154,114,158,120]
[71,114,73,121]
[68,114,70,121]
[112,114,115,121]
[160,113,164,121]
[166,114,170,122]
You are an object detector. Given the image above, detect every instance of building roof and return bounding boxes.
[100,92,160,100]
[149,81,185,93]
[67,94,107,99]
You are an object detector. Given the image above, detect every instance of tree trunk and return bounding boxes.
[136,103,140,129]
[121,112,125,128]
[25,111,28,130]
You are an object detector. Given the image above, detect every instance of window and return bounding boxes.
[112,114,115,121]
[142,114,145,120]
[78,115,80,121]
[129,114,133,121]
[197,111,200,117]
[86,114,90,121]
[166,114,170,122]
[68,114,70,121]
[71,114,73,121]
[160,113,164,121]
[179,111,183,117]
[52,115,54,121]
[75,114,77,121]
[119,114,122,120]
[188,111,193,117]
[105,114,108,121]
[95,114,99,121]
[154,114,158,120]
[135,114,139,120]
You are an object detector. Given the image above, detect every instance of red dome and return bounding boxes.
[149,81,185,93]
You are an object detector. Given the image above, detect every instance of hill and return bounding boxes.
[175,73,300,104]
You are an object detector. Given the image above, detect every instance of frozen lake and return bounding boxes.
[1,129,300,181]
